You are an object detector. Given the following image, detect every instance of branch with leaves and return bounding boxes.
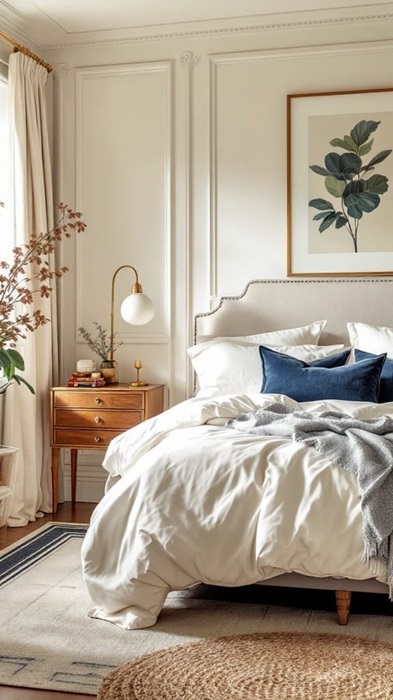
[309,120,392,252]
[0,203,86,393]
[78,322,123,363]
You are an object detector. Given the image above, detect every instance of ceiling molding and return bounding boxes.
[53,12,393,50]
[0,3,392,51]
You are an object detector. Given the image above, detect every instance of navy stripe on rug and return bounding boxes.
[0,524,87,587]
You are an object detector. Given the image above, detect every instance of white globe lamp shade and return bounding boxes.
[120,293,155,325]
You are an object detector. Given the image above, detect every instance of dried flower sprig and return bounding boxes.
[0,202,87,393]
[78,322,123,362]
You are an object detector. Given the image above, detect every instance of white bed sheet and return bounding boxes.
[81,393,389,630]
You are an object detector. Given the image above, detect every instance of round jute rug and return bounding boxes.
[97,632,393,700]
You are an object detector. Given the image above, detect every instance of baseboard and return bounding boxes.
[63,476,105,503]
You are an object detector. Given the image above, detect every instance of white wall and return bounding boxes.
[41,8,393,500]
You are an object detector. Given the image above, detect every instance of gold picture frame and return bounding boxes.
[287,87,393,276]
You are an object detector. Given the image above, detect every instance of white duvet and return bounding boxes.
[81,393,389,630]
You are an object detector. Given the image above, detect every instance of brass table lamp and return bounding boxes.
[110,265,155,385]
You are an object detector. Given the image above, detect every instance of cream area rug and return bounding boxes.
[1,523,393,696]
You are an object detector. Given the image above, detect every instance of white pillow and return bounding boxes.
[347,322,393,358]
[188,341,345,398]
[197,320,326,348]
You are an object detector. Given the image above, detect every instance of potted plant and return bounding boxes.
[0,202,87,394]
[78,322,123,382]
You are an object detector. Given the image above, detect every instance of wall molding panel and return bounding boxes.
[178,50,202,397]
[73,61,173,384]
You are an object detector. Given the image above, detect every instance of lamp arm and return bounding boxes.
[110,265,142,361]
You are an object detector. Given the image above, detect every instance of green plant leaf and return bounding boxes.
[364,174,389,194]
[0,348,14,380]
[318,212,337,233]
[358,140,374,157]
[335,215,348,228]
[350,120,380,147]
[324,175,346,198]
[313,212,332,220]
[346,204,363,219]
[0,348,33,393]
[325,152,361,181]
[344,135,359,152]
[6,348,25,371]
[362,149,392,173]
[329,136,357,153]
[324,152,342,178]
[344,191,380,218]
[12,374,35,394]
[343,179,365,198]
[339,153,362,178]
[309,164,330,176]
[358,192,381,212]
[308,198,334,210]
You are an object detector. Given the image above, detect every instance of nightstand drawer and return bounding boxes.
[54,409,142,430]
[54,391,144,410]
[54,429,122,447]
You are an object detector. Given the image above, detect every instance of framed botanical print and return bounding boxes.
[287,87,393,276]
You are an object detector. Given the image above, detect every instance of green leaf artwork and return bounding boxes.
[308,120,392,252]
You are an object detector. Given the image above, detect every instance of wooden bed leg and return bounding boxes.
[335,590,352,625]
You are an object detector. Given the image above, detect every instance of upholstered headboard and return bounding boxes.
[195,278,393,346]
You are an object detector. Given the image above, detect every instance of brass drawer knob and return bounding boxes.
[94,435,101,443]
[94,397,102,404]
[94,416,101,424]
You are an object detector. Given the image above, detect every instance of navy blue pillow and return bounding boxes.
[354,349,393,403]
[307,349,351,368]
[259,345,386,402]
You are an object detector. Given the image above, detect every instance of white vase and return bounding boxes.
[0,377,7,445]
[0,446,19,527]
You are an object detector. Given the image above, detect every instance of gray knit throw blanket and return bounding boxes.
[227,402,393,597]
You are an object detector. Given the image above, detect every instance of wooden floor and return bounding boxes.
[1,501,97,700]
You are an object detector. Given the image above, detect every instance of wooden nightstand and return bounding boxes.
[50,383,164,512]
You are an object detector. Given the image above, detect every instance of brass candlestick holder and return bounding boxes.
[130,359,148,387]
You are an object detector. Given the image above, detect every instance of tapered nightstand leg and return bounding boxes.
[70,449,78,505]
[51,448,59,514]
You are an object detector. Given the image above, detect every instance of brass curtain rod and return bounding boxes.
[0,29,53,73]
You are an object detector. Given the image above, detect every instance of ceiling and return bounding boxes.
[1,0,392,47]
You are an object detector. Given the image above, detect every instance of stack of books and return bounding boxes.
[67,371,106,387]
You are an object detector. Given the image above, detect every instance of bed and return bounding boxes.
[81,277,393,630]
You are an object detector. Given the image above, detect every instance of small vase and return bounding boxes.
[0,446,19,527]
[100,360,117,384]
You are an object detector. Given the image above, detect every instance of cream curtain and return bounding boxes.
[4,53,59,526]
